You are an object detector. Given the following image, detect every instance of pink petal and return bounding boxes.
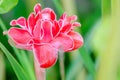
[58,19,63,27]
[60,12,67,20]
[34,3,41,14]
[28,13,36,33]
[68,31,83,50]
[33,44,58,68]
[33,20,43,39]
[51,34,74,52]
[15,44,32,50]
[8,37,32,50]
[10,20,16,26]
[16,45,32,50]
[10,17,27,29]
[61,24,72,33]
[72,22,81,27]
[50,10,56,20]
[35,12,40,21]
[42,20,53,43]
[52,21,60,37]
[67,15,77,21]
[40,8,56,20]
[8,27,32,46]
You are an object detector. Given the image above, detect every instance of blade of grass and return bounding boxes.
[66,55,83,80]
[0,51,5,80]
[0,42,29,80]
[0,17,35,80]
[0,18,7,31]
[66,46,95,80]
[53,0,64,16]
[13,49,36,80]
[79,46,96,77]
[20,50,36,80]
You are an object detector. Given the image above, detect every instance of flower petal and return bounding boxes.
[58,19,64,27]
[42,20,53,43]
[52,21,60,37]
[34,3,41,14]
[61,23,72,33]
[33,44,58,68]
[51,34,74,51]
[15,44,32,50]
[68,31,83,50]
[71,22,81,30]
[67,15,77,21]
[28,13,36,33]
[40,8,56,20]
[50,10,56,20]
[8,27,32,45]
[33,20,43,39]
[10,17,27,29]
[72,22,81,27]
[8,39,32,50]
[16,45,32,50]
[60,12,67,20]
[35,12,40,21]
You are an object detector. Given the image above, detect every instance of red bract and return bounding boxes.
[7,3,83,68]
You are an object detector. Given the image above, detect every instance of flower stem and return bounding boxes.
[34,58,46,80]
[59,49,65,80]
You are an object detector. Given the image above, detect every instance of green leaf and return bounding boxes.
[66,56,83,80]
[53,0,64,16]
[79,46,96,77]
[15,50,36,80]
[0,18,7,31]
[0,42,29,80]
[0,17,35,80]
[0,51,5,80]
[0,0,18,14]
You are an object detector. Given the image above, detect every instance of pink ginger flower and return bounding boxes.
[7,3,83,68]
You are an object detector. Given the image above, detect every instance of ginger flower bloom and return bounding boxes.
[7,3,83,68]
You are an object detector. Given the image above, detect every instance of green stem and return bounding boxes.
[34,58,46,80]
[59,49,65,80]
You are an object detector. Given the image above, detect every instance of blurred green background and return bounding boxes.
[0,0,120,80]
